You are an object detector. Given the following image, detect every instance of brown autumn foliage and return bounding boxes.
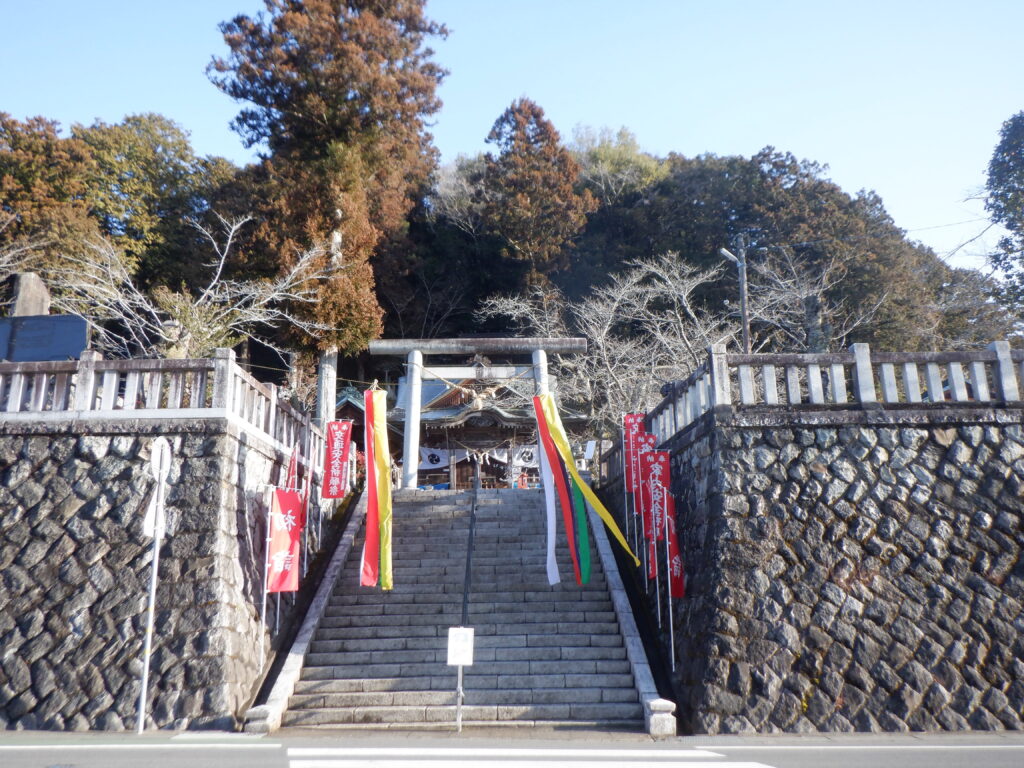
[0,113,103,267]
[482,98,596,286]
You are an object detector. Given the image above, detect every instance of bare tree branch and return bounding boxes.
[46,215,344,358]
[477,252,732,435]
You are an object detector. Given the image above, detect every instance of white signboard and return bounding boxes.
[150,437,172,481]
[447,626,474,667]
[143,438,172,540]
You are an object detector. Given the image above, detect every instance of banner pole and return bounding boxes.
[136,478,164,734]
[259,488,272,670]
[619,423,632,559]
[651,473,661,629]
[666,502,675,672]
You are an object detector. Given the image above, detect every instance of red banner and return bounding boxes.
[321,420,353,499]
[642,451,671,541]
[635,432,657,536]
[268,489,303,593]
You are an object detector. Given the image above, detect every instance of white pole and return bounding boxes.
[652,477,661,629]
[665,501,675,672]
[456,665,464,733]
[136,481,163,735]
[619,424,633,562]
[259,488,272,670]
[403,350,423,490]
[533,350,560,586]
[137,438,171,735]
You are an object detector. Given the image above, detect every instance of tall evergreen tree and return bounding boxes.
[0,113,101,266]
[482,98,595,287]
[986,110,1024,310]
[208,0,447,353]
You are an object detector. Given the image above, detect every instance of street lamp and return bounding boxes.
[719,241,750,354]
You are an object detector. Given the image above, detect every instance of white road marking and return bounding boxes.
[0,743,282,751]
[288,747,724,759]
[708,749,1024,753]
[289,762,774,768]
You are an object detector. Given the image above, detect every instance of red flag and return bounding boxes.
[635,432,657,537]
[322,420,353,499]
[623,414,644,493]
[268,489,302,593]
[642,451,671,541]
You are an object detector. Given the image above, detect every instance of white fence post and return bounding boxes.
[73,350,102,411]
[988,340,1020,403]
[849,343,877,404]
[708,344,732,407]
[211,348,236,412]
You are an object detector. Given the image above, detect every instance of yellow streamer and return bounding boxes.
[537,393,640,566]
[371,389,393,590]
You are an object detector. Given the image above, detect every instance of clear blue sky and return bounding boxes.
[3,1,1022,270]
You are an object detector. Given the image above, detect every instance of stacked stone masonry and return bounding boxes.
[0,419,312,731]
[615,405,1023,734]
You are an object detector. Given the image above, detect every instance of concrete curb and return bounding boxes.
[588,504,677,738]
[244,492,366,734]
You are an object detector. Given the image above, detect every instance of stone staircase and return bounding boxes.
[281,488,645,729]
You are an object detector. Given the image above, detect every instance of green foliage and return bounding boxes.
[72,113,238,284]
[571,126,667,206]
[561,145,991,351]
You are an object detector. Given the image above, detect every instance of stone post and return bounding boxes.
[211,348,236,413]
[988,340,1020,403]
[9,272,50,316]
[73,350,102,411]
[402,349,423,490]
[850,342,877,404]
[708,344,732,407]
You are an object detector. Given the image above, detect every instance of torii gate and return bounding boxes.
[367,337,587,489]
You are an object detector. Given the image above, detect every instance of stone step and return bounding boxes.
[292,669,637,694]
[301,651,630,671]
[311,627,624,647]
[282,488,640,732]
[281,702,644,727]
[289,686,639,710]
[307,638,627,661]
[300,658,633,679]
[322,604,615,623]
[315,618,618,638]
[316,613,621,632]
[328,591,613,606]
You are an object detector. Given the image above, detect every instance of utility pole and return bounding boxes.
[719,235,750,354]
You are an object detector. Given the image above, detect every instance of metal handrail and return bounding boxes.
[460,459,481,627]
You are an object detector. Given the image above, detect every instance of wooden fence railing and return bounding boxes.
[643,340,1023,446]
[0,348,324,475]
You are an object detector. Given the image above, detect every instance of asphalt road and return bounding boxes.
[1,729,1023,768]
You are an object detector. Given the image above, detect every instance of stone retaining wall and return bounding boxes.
[611,405,1023,734]
[0,418,310,731]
